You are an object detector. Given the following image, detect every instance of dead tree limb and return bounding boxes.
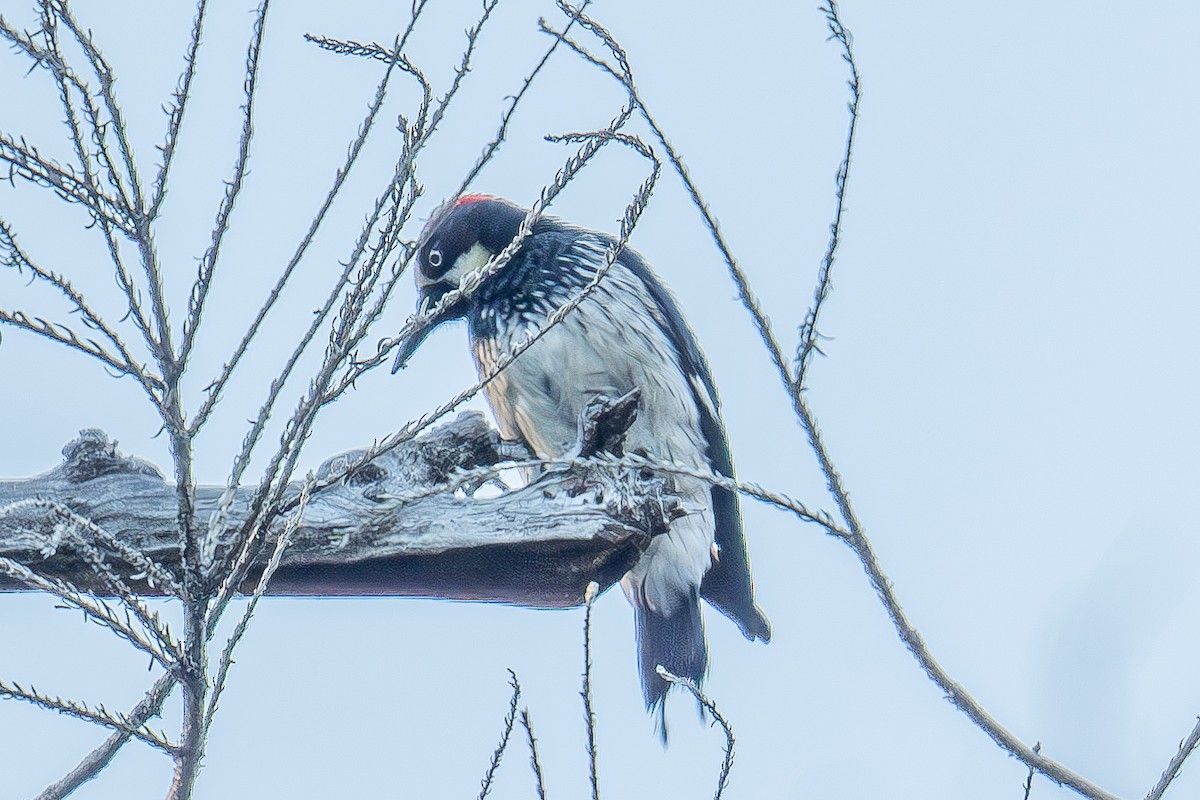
[0,397,668,607]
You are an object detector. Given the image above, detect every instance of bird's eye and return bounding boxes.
[427,248,443,269]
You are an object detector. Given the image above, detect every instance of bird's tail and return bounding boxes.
[635,599,707,741]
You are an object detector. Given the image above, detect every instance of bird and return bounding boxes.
[393,194,769,728]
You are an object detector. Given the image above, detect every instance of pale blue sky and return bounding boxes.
[2,2,1198,798]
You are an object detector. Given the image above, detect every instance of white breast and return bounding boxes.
[473,263,709,467]
[471,259,716,613]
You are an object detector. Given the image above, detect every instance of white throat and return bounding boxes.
[443,242,494,287]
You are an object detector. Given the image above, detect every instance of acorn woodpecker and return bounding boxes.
[393,195,769,724]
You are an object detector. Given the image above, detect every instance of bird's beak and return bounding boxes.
[391,288,448,373]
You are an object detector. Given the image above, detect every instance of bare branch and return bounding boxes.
[0,677,175,754]
[796,396,1123,800]
[451,0,592,200]
[189,31,410,436]
[35,673,177,800]
[0,557,176,670]
[202,478,310,736]
[550,0,629,82]
[188,4,447,531]
[293,0,577,370]
[520,708,548,800]
[148,0,210,219]
[566,453,843,538]
[48,0,147,211]
[478,670,521,800]
[303,35,420,70]
[535,17,614,80]
[423,0,500,139]
[581,581,600,800]
[13,406,661,587]
[304,0,430,65]
[657,667,735,800]
[177,0,271,371]
[0,308,147,382]
[0,219,163,395]
[323,142,421,364]
[796,0,861,388]
[15,4,174,372]
[1146,718,1200,800]
[0,497,183,645]
[0,133,134,234]
[0,490,182,598]
[359,440,842,543]
[199,146,423,610]
[1023,742,1041,800]
[36,5,131,211]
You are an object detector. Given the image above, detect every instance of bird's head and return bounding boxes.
[392,194,526,371]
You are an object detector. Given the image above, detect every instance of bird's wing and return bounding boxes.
[610,240,770,642]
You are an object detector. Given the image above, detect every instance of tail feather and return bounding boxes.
[702,484,772,642]
[635,600,707,741]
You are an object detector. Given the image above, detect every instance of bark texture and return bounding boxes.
[0,394,670,607]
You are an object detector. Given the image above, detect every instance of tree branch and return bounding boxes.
[0,405,668,606]
[795,0,861,387]
[477,669,521,800]
[0,677,175,754]
[1145,718,1200,800]
[658,667,735,800]
[36,673,177,800]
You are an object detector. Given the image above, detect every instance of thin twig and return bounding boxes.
[40,3,176,374]
[189,26,412,435]
[580,453,843,537]
[18,15,163,365]
[50,0,147,211]
[318,0,596,373]
[176,0,271,372]
[35,673,177,800]
[0,498,182,597]
[658,667,735,800]
[0,557,176,670]
[0,308,147,382]
[520,708,548,800]
[543,4,795,396]
[202,145,423,617]
[450,0,592,199]
[0,133,134,234]
[198,0,443,635]
[37,4,131,214]
[796,0,861,388]
[1146,718,1200,800]
[581,581,600,800]
[0,677,174,754]
[1023,742,1041,800]
[28,502,183,659]
[202,141,424,645]
[0,220,163,395]
[202,479,311,736]
[366,449,842,540]
[149,0,210,219]
[478,669,521,800]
